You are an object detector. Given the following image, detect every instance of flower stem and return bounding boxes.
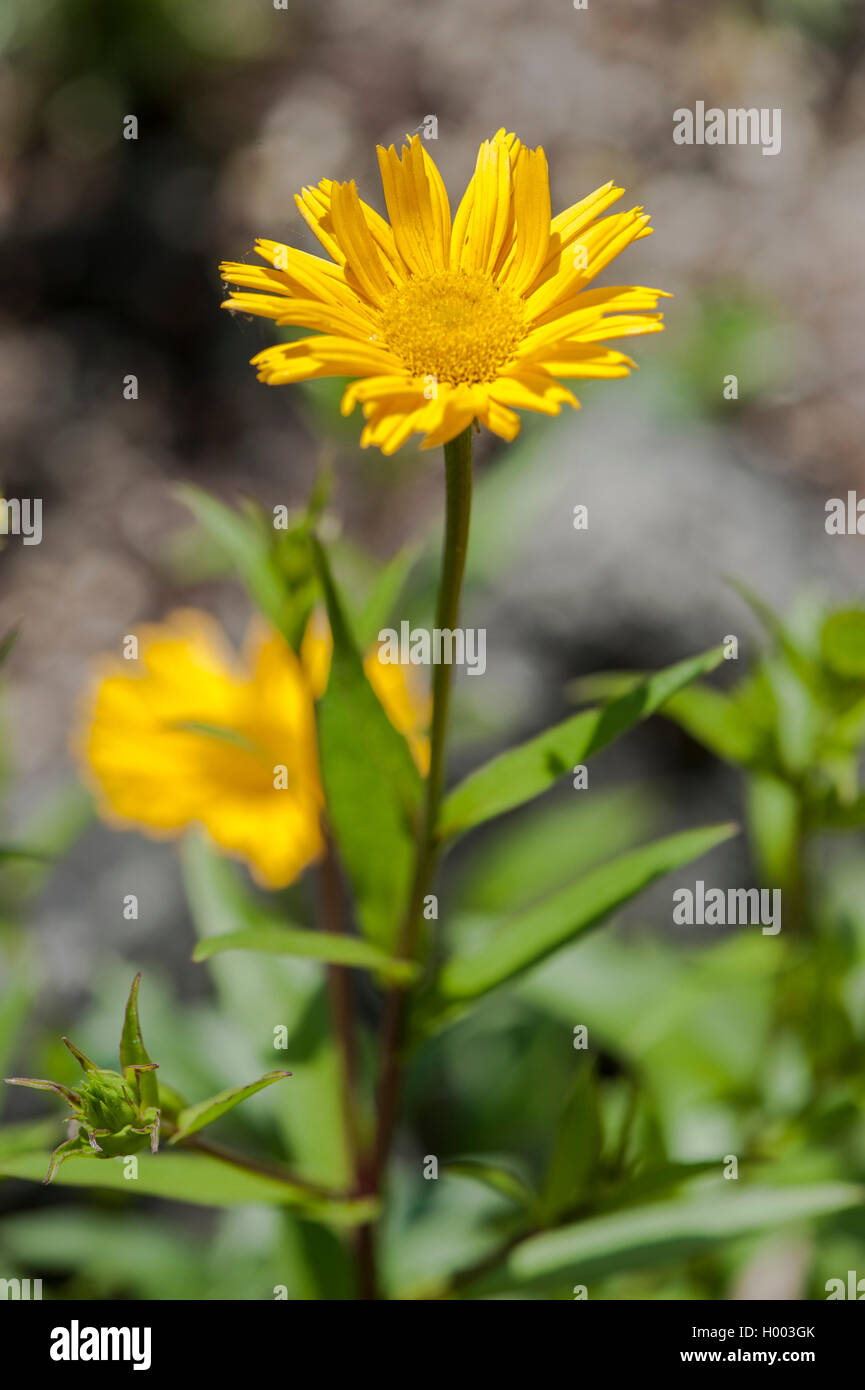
[318,829,377,1298]
[318,831,362,1178]
[173,1131,344,1200]
[371,424,474,1191]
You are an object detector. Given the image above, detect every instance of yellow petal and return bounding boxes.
[329,181,399,307]
[489,370,579,415]
[452,130,518,275]
[497,145,551,295]
[376,136,452,276]
[524,208,652,320]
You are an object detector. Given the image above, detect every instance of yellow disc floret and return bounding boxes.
[376,270,526,387]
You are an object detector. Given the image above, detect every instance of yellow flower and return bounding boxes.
[76,609,430,888]
[221,129,668,455]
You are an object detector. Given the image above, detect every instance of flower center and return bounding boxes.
[376,271,526,387]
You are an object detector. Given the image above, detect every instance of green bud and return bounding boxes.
[76,1069,141,1134]
[5,972,291,1185]
[4,973,161,1183]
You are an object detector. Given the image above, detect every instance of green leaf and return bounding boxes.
[537,1066,602,1224]
[0,1119,59,1160]
[460,1182,864,1294]
[432,822,738,1005]
[156,1081,187,1123]
[176,485,295,641]
[169,1072,292,1143]
[0,1150,374,1225]
[181,835,351,1187]
[762,650,820,777]
[0,946,35,1098]
[807,788,865,829]
[450,788,655,917]
[438,646,726,840]
[0,626,19,667]
[193,925,418,984]
[312,535,421,947]
[729,577,822,695]
[119,974,158,1110]
[658,685,764,767]
[821,609,865,680]
[0,1209,208,1300]
[746,772,801,891]
[443,1158,536,1209]
[569,671,764,769]
[278,1213,357,1300]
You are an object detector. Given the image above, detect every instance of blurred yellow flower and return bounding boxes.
[221,129,668,454]
[77,609,430,889]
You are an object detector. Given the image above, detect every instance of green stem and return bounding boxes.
[318,832,362,1180]
[172,1130,345,1200]
[318,831,376,1298]
[422,425,475,863]
[371,424,474,1194]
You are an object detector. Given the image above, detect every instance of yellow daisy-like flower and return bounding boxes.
[220,129,668,455]
[76,610,430,889]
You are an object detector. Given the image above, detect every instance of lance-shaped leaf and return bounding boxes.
[431,822,737,1006]
[0,845,52,862]
[570,671,764,769]
[657,684,764,767]
[168,1071,292,1144]
[0,1149,376,1225]
[746,771,801,890]
[444,1157,536,1209]
[0,626,19,667]
[457,1182,864,1295]
[438,646,726,841]
[119,974,158,1111]
[536,1065,602,1225]
[312,536,421,947]
[193,924,418,984]
[729,577,823,695]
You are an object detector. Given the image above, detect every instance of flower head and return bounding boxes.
[5,975,162,1182]
[5,973,291,1183]
[221,129,669,454]
[76,609,429,888]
